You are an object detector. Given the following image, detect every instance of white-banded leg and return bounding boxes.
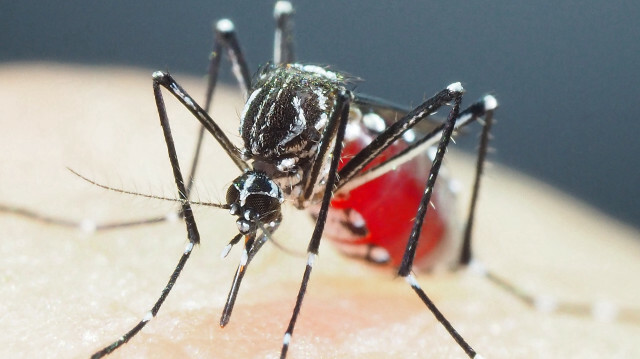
[184,17,252,196]
[280,90,351,358]
[336,94,498,193]
[459,96,497,265]
[338,83,466,186]
[273,1,295,65]
[353,90,639,329]
[91,71,220,359]
[337,83,481,358]
[91,69,249,358]
[91,241,196,359]
[0,202,169,232]
[469,257,640,325]
[0,19,253,233]
[396,92,480,359]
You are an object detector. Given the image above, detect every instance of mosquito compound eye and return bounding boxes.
[226,185,240,205]
[244,194,281,222]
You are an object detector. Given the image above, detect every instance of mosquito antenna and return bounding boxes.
[67,167,229,209]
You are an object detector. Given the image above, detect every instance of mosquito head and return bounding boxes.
[226,171,284,234]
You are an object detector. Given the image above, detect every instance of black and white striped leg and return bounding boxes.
[404,274,481,359]
[0,23,253,233]
[335,95,499,194]
[185,17,252,196]
[91,242,195,359]
[273,1,295,65]
[0,203,170,232]
[337,83,469,187]
[467,252,637,325]
[394,91,480,358]
[0,170,227,231]
[152,72,249,172]
[460,96,497,265]
[1,2,289,233]
[91,71,210,359]
[280,91,351,359]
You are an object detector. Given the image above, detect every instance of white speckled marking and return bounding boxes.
[239,175,255,206]
[142,311,153,322]
[80,219,96,233]
[275,95,307,148]
[183,96,195,109]
[402,128,416,143]
[216,19,235,33]
[240,88,262,128]
[447,82,464,93]
[370,247,390,263]
[405,274,420,288]
[292,96,307,129]
[314,88,328,110]
[534,294,558,313]
[292,64,338,81]
[274,1,293,16]
[240,249,249,266]
[220,244,232,259]
[307,253,317,267]
[315,112,328,131]
[591,300,618,322]
[283,332,292,345]
[483,94,498,110]
[277,157,297,172]
[363,112,386,133]
[165,211,179,223]
[184,242,194,254]
[466,259,487,276]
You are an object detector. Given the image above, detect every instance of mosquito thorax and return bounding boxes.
[239,64,347,206]
[226,171,284,234]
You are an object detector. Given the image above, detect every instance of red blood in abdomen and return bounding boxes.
[329,133,446,266]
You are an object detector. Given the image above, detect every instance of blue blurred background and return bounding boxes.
[1,1,638,229]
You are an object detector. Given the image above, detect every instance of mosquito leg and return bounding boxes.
[91,69,208,359]
[0,180,222,232]
[392,89,479,358]
[339,93,498,265]
[338,83,481,357]
[185,18,252,197]
[273,1,295,64]
[336,95,498,193]
[0,184,178,232]
[337,83,469,187]
[2,22,252,232]
[460,96,497,265]
[91,242,195,359]
[152,72,249,172]
[280,90,351,359]
[483,268,640,324]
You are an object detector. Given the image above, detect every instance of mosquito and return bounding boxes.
[5,2,500,358]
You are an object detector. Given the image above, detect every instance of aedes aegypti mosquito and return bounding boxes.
[7,2,508,358]
[88,1,498,356]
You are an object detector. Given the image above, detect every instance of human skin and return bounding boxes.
[1,64,639,358]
